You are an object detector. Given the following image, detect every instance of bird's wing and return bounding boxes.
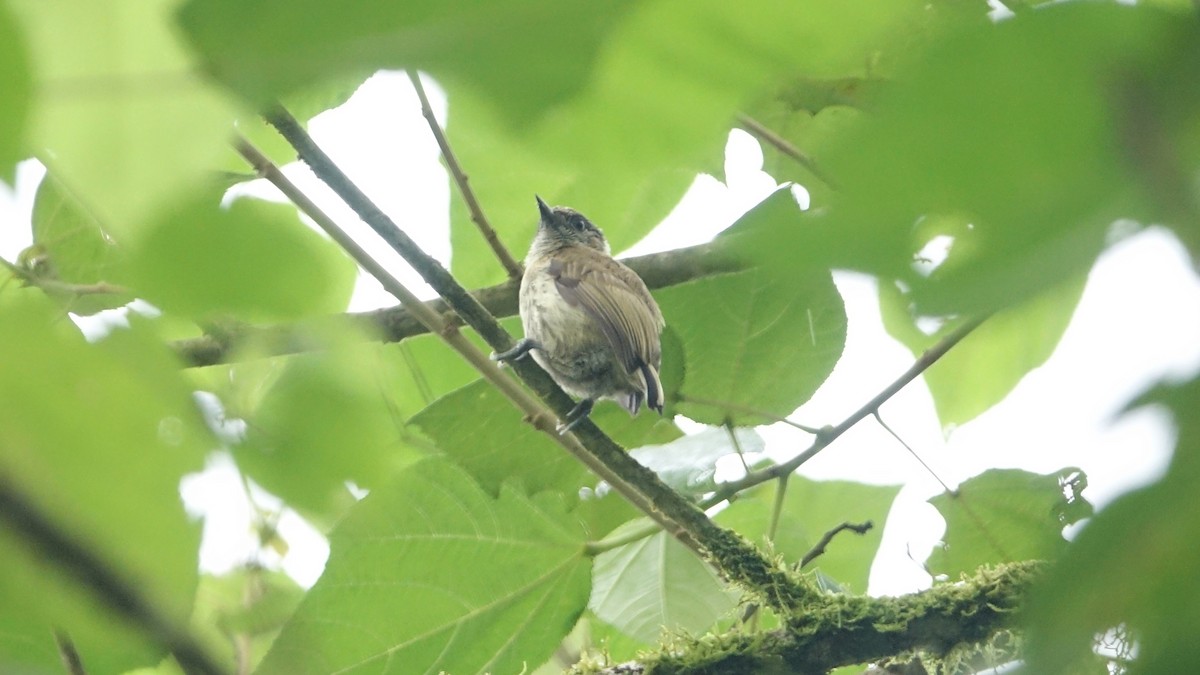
[549,252,663,374]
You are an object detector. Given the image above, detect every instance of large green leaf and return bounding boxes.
[819,3,1200,314]
[178,0,635,117]
[0,4,31,182]
[0,296,211,673]
[927,468,1091,579]
[880,274,1087,429]
[124,192,356,322]
[716,477,900,592]
[9,0,237,240]
[589,522,739,644]
[658,266,846,425]
[411,379,681,500]
[1025,378,1200,675]
[257,459,591,675]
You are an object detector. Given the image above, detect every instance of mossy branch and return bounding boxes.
[582,562,1042,675]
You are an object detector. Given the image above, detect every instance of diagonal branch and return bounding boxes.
[406,70,523,281]
[240,123,814,614]
[0,473,227,675]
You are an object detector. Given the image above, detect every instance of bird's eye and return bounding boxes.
[571,216,586,231]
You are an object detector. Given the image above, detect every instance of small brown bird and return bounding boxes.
[493,196,665,432]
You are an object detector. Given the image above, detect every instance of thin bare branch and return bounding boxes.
[55,630,87,675]
[406,70,523,280]
[704,315,987,508]
[736,113,838,190]
[873,411,952,493]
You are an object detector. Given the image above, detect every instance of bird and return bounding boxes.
[492,196,665,433]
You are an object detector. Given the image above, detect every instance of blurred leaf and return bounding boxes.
[658,266,846,426]
[29,171,133,315]
[0,299,211,673]
[880,274,1086,429]
[589,522,739,644]
[716,477,899,591]
[820,3,1200,314]
[1026,377,1200,675]
[445,0,920,287]
[0,4,31,182]
[125,192,356,322]
[630,427,764,497]
[411,379,681,501]
[259,459,590,675]
[9,0,237,238]
[237,339,425,530]
[178,0,635,119]
[928,468,1091,579]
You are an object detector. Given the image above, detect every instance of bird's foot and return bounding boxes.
[556,399,595,435]
[491,338,541,364]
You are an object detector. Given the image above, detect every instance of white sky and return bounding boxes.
[4,71,1199,596]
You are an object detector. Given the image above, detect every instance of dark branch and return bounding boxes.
[0,474,226,675]
[171,241,739,367]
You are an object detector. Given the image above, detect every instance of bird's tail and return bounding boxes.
[639,362,663,415]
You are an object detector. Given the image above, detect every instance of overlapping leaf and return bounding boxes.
[258,459,591,675]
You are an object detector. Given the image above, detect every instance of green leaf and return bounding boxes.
[589,522,739,644]
[258,459,591,675]
[412,379,681,501]
[928,468,1091,579]
[0,4,31,182]
[178,0,635,118]
[8,0,238,239]
[1026,378,1200,675]
[821,3,1200,314]
[880,274,1087,429]
[0,300,211,673]
[716,477,899,591]
[658,267,846,425]
[29,171,133,315]
[236,340,427,529]
[743,103,861,207]
[125,192,356,322]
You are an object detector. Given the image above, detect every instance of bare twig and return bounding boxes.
[238,130,813,612]
[406,70,523,280]
[736,113,838,190]
[0,257,128,297]
[0,474,226,675]
[799,520,873,569]
[873,411,952,493]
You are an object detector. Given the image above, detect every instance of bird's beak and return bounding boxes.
[535,195,554,223]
